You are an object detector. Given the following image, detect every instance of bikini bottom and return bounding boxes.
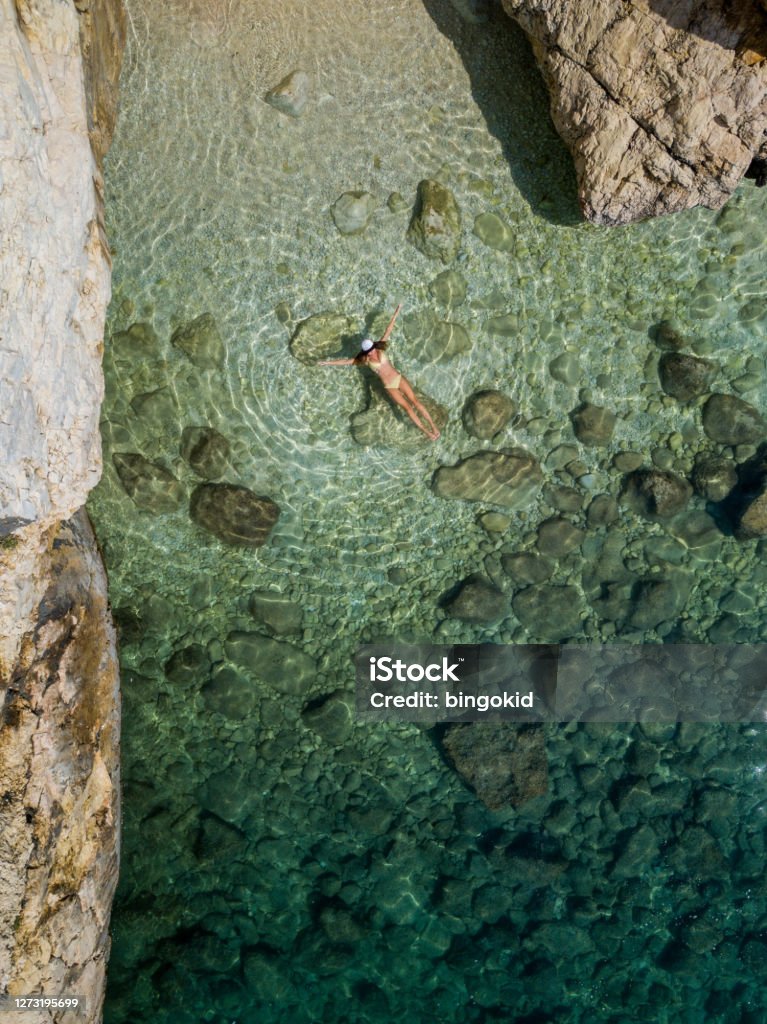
[384,374,402,390]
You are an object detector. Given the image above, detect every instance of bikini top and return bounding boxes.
[368,351,391,374]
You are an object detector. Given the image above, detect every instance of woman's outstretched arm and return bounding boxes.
[380,303,403,342]
[317,358,356,366]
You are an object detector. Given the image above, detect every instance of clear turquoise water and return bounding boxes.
[89,0,767,1020]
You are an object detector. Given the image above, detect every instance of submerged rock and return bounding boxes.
[403,312,471,362]
[249,590,303,635]
[570,403,617,446]
[111,321,160,354]
[691,455,737,502]
[189,482,280,546]
[658,352,716,401]
[701,393,766,445]
[432,449,542,508]
[621,469,692,519]
[462,389,516,439]
[224,631,315,694]
[112,452,185,513]
[202,665,259,719]
[406,179,461,263]
[444,575,508,624]
[549,351,580,385]
[501,551,554,584]
[330,191,376,235]
[441,723,548,810]
[429,269,467,306]
[628,576,691,630]
[350,384,447,449]
[181,425,230,479]
[289,312,358,365]
[264,69,310,117]
[171,313,225,369]
[512,584,585,639]
[652,319,689,351]
[727,445,767,539]
[301,692,352,744]
[536,517,584,557]
[473,211,514,251]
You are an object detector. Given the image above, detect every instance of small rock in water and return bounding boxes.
[512,585,585,639]
[485,313,519,337]
[701,394,766,445]
[628,576,690,630]
[479,511,510,533]
[180,426,230,479]
[441,723,548,810]
[432,449,542,508]
[202,666,258,719]
[536,517,584,557]
[658,352,716,401]
[691,455,737,502]
[171,313,225,369]
[110,321,160,354]
[501,552,554,584]
[570,403,617,446]
[289,312,358,365]
[112,452,185,513]
[264,69,310,118]
[330,191,377,235]
[462,389,516,439]
[728,444,767,539]
[189,483,280,546]
[387,191,408,212]
[472,212,514,252]
[403,311,471,362]
[587,494,619,528]
[301,692,352,744]
[621,469,692,519]
[248,589,303,635]
[549,351,580,385]
[406,179,462,263]
[224,631,315,694]
[444,575,508,624]
[429,269,467,306]
[652,319,689,351]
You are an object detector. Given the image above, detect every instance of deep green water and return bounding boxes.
[89,0,767,1020]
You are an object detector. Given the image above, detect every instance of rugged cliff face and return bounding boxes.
[501,0,767,224]
[0,0,124,1020]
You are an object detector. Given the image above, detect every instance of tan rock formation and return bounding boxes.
[0,511,120,1024]
[501,0,767,224]
[0,0,125,1019]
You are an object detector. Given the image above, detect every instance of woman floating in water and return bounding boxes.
[318,304,440,441]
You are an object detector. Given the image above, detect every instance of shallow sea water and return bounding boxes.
[88,0,767,1020]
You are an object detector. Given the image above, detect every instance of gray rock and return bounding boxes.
[432,449,542,508]
[181,426,230,479]
[658,352,716,401]
[330,191,376,235]
[189,483,280,546]
[479,512,511,533]
[224,631,316,695]
[472,211,514,251]
[170,313,225,369]
[289,312,358,365]
[621,469,692,519]
[198,764,254,823]
[264,69,310,117]
[129,387,179,431]
[702,394,766,445]
[512,585,585,639]
[350,385,448,448]
[403,312,471,362]
[110,321,160,354]
[301,692,352,744]
[444,576,508,624]
[536,517,584,557]
[549,351,580,385]
[406,179,462,263]
[429,269,467,306]
[629,576,690,630]
[112,452,185,513]
[462,389,516,439]
[202,665,258,719]
[543,484,584,513]
[249,590,303,635]
[730,445,767,539]
[570,403,617,446]
[485,313,519,337]
[441,723,548,810]
[387,191,408,212]
[652,319,689,351]
[587,494,618,527]
[164,644,211,686]
[691,455,737,502]
[501,552,554,584]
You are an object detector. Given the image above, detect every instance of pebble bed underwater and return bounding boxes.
[87,1,767,1021]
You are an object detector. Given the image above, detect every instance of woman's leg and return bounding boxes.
[398,378,440,437]
[387,387,437,439]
